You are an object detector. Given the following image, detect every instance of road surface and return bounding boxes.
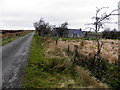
[0,32,34,88]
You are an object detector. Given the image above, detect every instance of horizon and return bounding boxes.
[0,27,119,32]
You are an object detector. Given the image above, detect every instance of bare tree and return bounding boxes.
[33,18,44,36]
[57,22,68,37]
[33,18,51,36]
[86,7,120,64]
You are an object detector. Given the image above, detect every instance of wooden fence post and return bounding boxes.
[55,38,58,45]
[74,45,79,61]
[67,45,69,56]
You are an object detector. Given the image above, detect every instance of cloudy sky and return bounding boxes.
[0,0,119,30]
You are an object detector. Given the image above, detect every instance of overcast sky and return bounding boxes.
[0,0,119,30]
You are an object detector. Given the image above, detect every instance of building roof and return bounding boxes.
[65,29,83,35]
[53,28,83,35]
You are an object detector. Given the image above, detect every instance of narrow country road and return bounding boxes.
[1,32,34,88]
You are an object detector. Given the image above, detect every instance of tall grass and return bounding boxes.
[21,32,107,88]
[45,36,119,88]
[74,53,120,88]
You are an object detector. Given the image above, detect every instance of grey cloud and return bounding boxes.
[0,0,119,30]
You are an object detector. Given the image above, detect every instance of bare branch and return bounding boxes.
[99,8,120,22]
[96,7,109,15]
[103,21,117,24]
[111,14,120,15]
[110,8,119,14]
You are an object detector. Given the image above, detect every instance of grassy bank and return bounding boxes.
[21,32,107,88]
[2,32,32,46]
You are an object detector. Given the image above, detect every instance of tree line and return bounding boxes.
[33,18,52,37]
[33,18,120,39]
[33,18,68,37]
[102,28,120,39]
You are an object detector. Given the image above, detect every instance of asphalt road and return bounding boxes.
[0,32,34,88]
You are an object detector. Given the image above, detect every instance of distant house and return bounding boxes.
[52,28,84,38]
[64,29,84,38]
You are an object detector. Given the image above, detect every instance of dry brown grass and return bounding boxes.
[79,39,118,64]
[2,30,32,39]
[44,38,108,88]
[44,38,65,58]
[75,66,107,88]
[44,38,118,64]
